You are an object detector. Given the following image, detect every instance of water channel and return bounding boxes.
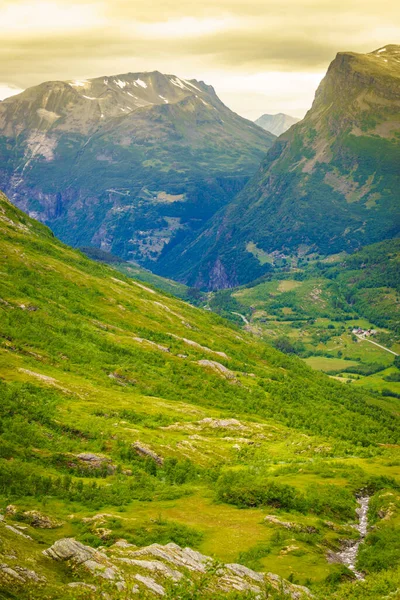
[336,496,369,579]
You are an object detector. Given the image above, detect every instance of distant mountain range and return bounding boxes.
[0,70,274,265]
[159,45,400,289]
[254,113,300,136]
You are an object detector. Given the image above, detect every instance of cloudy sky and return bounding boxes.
[1,0,399,119]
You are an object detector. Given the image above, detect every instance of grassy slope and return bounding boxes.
[0,192,399,599]
[80,246,199,303]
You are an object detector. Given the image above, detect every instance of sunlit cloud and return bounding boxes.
[0,1,105,36]
[132,16,243,40]
[1,0,399,117]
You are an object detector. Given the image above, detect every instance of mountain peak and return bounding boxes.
[254,113,300,136]
[370,44,400,58]
[63,70,215,121]
[0,70,221,134]
[329,44,400,78]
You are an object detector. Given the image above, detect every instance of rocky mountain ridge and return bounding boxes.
[0,70,274,265]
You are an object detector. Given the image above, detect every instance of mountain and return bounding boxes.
[159,45,400,289]
[255,113,300,136]
[0,71,274,266]
[1,190,399,598]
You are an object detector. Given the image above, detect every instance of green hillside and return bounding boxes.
[158,45,400,289]
[0,191,399,599]
[324,239,400,334]
[80,246,197,302]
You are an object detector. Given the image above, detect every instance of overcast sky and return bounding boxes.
[1,0,399,119]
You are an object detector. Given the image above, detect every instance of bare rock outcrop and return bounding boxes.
[264,515,318,534]
[267,573,312,600]
[127,542,211,573]
[198,417,245,430]
[22,510,63,529]
[132,442,164,465]
[76,452,116,473]
[170,334,229,359]
[42,538,312,598]
[43,538,102,563]
[197,360,236,380]
[4,524,33,540]
[134,573,166,595]
[0,564,45,583]
[133,336,170,353]
[43,538,119,582]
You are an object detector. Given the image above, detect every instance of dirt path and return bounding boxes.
[356,335,399,356]
[232,312,250,325]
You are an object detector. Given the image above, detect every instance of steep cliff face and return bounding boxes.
[0,71,274,265]
[159,46,400,289]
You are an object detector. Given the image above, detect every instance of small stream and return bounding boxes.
[336,496,369,579]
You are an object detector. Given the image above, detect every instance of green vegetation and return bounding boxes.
[80,246,204,304]
[0,191,399,599]
[207,238,400,398]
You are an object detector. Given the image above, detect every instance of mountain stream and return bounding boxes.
[336,496,369,579]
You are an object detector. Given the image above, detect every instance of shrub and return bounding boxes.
[357,526,400,573]
[215,470,306,511]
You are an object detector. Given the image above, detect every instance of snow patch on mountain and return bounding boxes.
[134,79,148,89]
[70,80,88,87]
[169,77,190,91]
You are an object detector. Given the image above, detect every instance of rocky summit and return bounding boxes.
[159,46,400,289]
[0,70,274,267]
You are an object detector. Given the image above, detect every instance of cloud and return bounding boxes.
[0,1,105,35]
[0,84,24,101]
[0,0,399,116]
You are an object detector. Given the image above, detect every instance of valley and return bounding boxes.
[159,45,400,289]
[208,238,400,399]
[0,23,399,600]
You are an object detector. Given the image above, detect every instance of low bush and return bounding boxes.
[216,471,356,519]
[216,470,306,511]
[357,526,400,573]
